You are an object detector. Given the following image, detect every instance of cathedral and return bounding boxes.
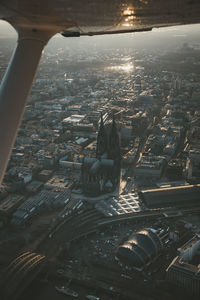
[81,114,121,196]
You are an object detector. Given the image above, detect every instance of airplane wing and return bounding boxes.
[0,0,200,35]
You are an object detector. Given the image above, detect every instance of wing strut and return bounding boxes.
[0,27,55,185]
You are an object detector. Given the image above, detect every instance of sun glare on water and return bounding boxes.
[109,63,134,72]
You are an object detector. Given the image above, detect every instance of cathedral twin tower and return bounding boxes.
[82,114,121,196]
[96,113,121,162]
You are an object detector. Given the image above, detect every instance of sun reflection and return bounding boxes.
[108,63,134,72]
[121,63,134,71]
[125,15,135,22]
[123,7,134,16]
[122,7,135,27]
[122,23,131,27]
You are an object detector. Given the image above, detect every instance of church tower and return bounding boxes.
[96,113,108,157]
[82,112,121,196]
[108,114,121,162]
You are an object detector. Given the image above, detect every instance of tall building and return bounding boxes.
[108,115,121,161]
[166,235,200,298]
[96,113,108,157]
[81,114,121,196]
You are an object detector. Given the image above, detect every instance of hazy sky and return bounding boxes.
[0,19,200,54]
[0,19,200,39]
[0,20,17,37]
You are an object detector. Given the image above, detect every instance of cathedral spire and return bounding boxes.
[96,113,107,157]
[112,113,116,127]
[99,112,104,133]
[110,113,117,137]
[108,113,121,161]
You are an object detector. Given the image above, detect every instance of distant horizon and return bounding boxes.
[1,20,200,57]
[0,19,200,40]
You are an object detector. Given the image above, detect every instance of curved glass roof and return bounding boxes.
[117,228,162,269]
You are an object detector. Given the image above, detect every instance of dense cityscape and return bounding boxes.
[1,25,200,300]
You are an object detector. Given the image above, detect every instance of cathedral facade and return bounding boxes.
[81,114,121,196]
